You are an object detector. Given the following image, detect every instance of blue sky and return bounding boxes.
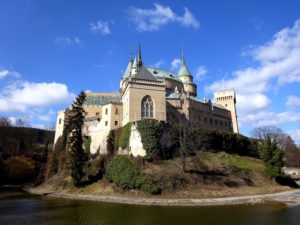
[1,0,300,143]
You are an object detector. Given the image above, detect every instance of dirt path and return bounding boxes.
[25,188,300,207]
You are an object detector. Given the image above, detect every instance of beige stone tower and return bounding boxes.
[214,89,239,133]
[178,50,197,97]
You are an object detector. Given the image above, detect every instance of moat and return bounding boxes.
[1,189,300,225]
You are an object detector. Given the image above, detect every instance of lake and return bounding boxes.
[1,189,300,225]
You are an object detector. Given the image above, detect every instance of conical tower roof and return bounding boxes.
[123,52,133,78]
[178,51,192,77]
[132,56,138,68]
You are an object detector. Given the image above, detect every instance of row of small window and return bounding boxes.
[216,96,233,101]
[85,108,119,116]
[105,121,119,126]
[105,108,119,115]
[201,117,228,126]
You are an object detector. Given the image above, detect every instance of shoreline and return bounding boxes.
[24,187,300,207]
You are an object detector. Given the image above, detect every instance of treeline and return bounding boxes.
[0,125,54,184]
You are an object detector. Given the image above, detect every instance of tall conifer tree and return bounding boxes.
[69,91,86,186]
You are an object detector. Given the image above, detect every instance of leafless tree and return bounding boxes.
[44,122,56,131]
[283,136,300,167]
[15,118,31,128]
[0,117,12,127]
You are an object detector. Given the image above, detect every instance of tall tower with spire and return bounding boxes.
[178,49,197,97]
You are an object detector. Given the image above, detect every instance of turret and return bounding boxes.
[178,49,197,97]
[214,89,239,133]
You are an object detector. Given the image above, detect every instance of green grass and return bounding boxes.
[195,151,264,172]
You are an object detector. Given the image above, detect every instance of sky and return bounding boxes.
[1,0,300,143]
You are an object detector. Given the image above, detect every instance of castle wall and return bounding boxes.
[129,124,146,157]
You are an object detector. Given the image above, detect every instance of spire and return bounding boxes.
[178,47,192,77]
[138,43,142,67]
[132,55,138,68]
[181,44,185,64]
[123,50,133,78]
[130,47,133,62]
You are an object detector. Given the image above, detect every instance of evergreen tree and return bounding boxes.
[179,127,189,172]
[259,135,283,178]
[69,91,86,186]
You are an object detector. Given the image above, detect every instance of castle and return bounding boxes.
[54,45,238,156]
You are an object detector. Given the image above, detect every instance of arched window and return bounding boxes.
[141,95,154,118]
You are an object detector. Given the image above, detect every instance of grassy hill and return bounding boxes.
[39,152,290,198]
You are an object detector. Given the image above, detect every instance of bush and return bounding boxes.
[105,155,160,194]
[3,156,36,183]
[105,156,139,189]
[135,175,161,194]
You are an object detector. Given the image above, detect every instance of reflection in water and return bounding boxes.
[0,190,299,225]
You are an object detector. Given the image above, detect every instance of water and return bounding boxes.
[1,190,300,225]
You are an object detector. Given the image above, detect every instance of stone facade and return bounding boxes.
[54,46,239,156]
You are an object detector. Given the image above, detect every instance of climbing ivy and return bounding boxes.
[136,119,161,159]
[118,122,132,149]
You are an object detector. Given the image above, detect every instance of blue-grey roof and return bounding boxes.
[134,66,157,81]
[178,61,192,77]
[145,67,181,81]
[188,96,228,110]
[166,92,181,99]
[123,60,132,78]
[84,96,121,106]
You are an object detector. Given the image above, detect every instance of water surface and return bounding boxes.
[0,190,300,225]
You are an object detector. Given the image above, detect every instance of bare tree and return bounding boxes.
[44,122,56,131]
[0,117,12,127]
[284,136,300,167]
[15,118,31,128]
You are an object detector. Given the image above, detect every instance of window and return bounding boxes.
[225,121,227,126]
[105,108,108,115]
[225,104,228,107]
[59,119,61,124]
[141,95,154,118]
[220,121,223,126]
[215,119,218,125]
[115,121,118,126]
[85,112,88,116]
[115,108,119,114]
[209,118,212,124]
[96,112,99,116]
[105,121,108,126]
[204,117,207,122]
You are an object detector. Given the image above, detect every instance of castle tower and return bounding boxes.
[214,89,239,133]
[178,50,197,97]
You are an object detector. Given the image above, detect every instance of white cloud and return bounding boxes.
[170,58,181,71]
[128,4,199,32]
[195,66,207,81]
[287,129,300,144]
[287,95,300,106]
[206,20,300,128]
[0,81,75,113]
[0,69,20,79]
[55,36,81,45]
[89,20,111,35]
[153,59,164,68]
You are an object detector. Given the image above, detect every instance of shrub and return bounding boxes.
[118,123,132,149]
[4,156,36,183]
[135,175,160,194]
[105,156,139,189]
